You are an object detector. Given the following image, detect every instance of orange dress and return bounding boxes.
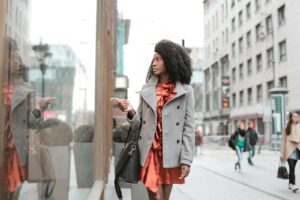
[3,85,26,193]
[140,82,184,193]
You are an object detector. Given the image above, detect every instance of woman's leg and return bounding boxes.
[162,184,173,200]
[147,185,163,200]
[287,159,297,185]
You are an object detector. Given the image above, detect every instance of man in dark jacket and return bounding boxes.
[246,121,258,165]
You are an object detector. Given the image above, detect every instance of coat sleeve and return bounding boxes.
[180,87,195,166]
[280,126,287,159]
[127,94,143,132]
[27,92,42,129]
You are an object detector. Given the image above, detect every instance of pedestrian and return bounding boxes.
[195,128,204,156]
[112,39,195,200]
[230,121,250,171]
[246,121,258,165]
[3,38,55,200]
[280,111,300,193]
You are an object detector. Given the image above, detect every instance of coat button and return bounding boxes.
[176,140,180,144]
[139,136,142,140]
[177,106,180,109]
[26,135,29,139]
[183,128,186,132]
[143,120,146,124]
[23,120,26,123]
[176,122,179,126]
[147,105,150,108]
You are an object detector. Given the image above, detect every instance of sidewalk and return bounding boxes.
[105,146,300,200]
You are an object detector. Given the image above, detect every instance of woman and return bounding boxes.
[231,122,249,171]
[280,112,300,193]
[3,38,54,200]
[113,40,195,200]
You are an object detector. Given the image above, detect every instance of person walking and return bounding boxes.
[280,112,300,193]
[231,122,250,171]
[113,40,195,200]
[195,128,204,156]
[246,121,258,166]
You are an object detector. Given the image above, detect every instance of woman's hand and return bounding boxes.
[179,164,190,179]
[36,97,56,111]
[110,98,134,113]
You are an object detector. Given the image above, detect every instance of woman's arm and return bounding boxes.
[180,87,195,166]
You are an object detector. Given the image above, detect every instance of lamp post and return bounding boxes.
[32,40,52,97]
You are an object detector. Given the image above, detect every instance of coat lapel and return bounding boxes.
[140,76,188,112]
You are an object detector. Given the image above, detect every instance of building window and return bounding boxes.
[256,54,262,72]
[232,93,236,107]
[257,84,263,102]
[213,90,219,110]
[226,28,229,43]
[238,10,243,27]
[246,2,251,19]
[267,80,274,99]
[247,59,252,76]
[212,65,218,88]
[239,37,243,54]
[255,0,261,12]
[267,47,274,68]
[279,40,287,61]
[239,90,244,106]
[239,63,244,80]
[256,23,262,41]
[232,67,236,82]
[232,42,236,57]
[205,93,210,111]
[278,5,285,26]
[266,15,273,35]
[247,88,253,105]
[232,17,236,32]
[231,0,235,8]
[279,76,288,88]
[246,31,252,48]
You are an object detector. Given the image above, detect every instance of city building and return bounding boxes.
[203,0,300,145]
[190,47,205,131]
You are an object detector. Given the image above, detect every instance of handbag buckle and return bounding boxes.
[128,145,136,156]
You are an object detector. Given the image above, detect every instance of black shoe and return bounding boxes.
[235,162,241,171]
[248,158,254,166]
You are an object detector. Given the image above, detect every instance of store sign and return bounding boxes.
[222,76,230,108]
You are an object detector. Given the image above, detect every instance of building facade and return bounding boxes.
[203,0,300,144]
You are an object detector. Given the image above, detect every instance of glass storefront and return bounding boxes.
[0,0,102,199]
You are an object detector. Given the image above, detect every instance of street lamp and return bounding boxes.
[32,40,52,97]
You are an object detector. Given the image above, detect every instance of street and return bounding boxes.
[171,147,300,200]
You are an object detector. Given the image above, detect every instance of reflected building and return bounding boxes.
[29,45,87,125]
[4,0,31,64]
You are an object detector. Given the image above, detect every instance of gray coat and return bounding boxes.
[128,76,195,168]
[11,82,41,167]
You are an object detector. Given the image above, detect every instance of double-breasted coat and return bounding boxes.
[280,124,300,160]
[11,82,41,167]
[128,76,195,168]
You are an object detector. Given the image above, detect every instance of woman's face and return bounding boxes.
[239,122,245,130]
[152,52,166,76]
[291,113,299,124]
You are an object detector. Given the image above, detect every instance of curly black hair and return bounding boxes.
[146,40,192,84]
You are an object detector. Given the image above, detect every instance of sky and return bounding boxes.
[30,0,204,110]
[118,0,204,107]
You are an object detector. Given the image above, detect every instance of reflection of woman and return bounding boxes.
[280,112,300,193]
[3,38,53,199]
[114,40,195,200]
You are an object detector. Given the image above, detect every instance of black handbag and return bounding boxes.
[277,160,289,179]
[114,126,140,199]
[228,133,237,151]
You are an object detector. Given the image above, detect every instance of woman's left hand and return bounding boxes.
[179,164,190,179]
